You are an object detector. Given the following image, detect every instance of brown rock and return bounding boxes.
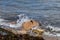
[22,20,39,31]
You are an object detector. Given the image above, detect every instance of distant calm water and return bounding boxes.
[0,0,60,27]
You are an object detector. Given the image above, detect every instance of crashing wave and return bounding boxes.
[0,14,30,29]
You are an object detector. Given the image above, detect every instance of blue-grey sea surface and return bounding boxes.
[0,0,60,27]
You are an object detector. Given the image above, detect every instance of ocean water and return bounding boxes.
[0,0,60,36]
[0,0,60,27]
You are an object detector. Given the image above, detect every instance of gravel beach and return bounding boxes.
[43,35,60,40]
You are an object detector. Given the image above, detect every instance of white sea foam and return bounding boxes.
[44,25,60,37]
[16,14,30,28]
